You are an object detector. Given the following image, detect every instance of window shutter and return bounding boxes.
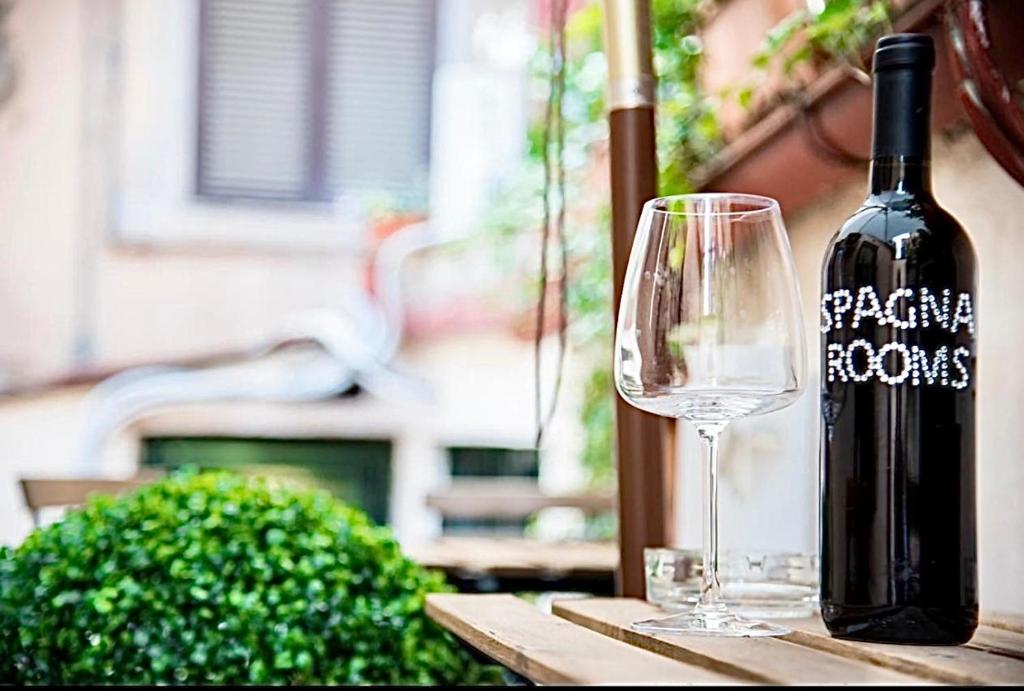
[198,0,434,204]
[326,0,434,200]
[198,0,314,200]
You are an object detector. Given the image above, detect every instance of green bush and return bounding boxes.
[0,470,493,685]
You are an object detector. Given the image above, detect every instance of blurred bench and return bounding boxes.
[420,478,617,593]
[426,478,614,521]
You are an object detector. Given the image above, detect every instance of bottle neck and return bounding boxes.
[869,157,931,196]
[868,65,933,196]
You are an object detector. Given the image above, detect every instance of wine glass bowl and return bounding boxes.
[614,193,807,637]
[615,194,805,421]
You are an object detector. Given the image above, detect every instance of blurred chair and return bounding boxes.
[19,468,164,527]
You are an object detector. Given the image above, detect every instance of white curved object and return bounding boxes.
[76,221,446,469]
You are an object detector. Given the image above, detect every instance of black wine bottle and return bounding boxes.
[820,34,978,644]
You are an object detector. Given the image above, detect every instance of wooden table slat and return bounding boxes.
[966,626,1024,661]
[983,611,1024,635]
[428,593,1024,685]
[425,593,737,685]
[551,598,923,685]
[782,615,1024,685]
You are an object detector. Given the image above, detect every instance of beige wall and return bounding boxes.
[0,0,82,381]
[786,130,1024,613]
[0,0,536,384]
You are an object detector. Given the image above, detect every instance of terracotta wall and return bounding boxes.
[700,0,806,138]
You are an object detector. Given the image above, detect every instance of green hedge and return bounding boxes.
[0,469,493,684]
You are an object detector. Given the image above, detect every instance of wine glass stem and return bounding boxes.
[696,422,726,612]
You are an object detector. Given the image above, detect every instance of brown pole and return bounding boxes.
[602,0,675,598]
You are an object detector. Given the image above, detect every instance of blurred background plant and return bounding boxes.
[0,469,498,685]
[736,0,892,120]
[482,0,900,511]
[484,0,721,502]
[753,0,890,77]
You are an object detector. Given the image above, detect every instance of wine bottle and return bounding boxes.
[820,34,978,644]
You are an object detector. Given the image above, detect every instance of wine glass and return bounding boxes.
[614,193,807,637]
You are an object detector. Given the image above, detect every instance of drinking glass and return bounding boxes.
[614,193,807,637]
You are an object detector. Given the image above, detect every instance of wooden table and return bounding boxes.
[426,594,1024,685]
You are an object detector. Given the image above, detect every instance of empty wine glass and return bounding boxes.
[615,193,807,637]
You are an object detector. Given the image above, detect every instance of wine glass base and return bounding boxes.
[631,609,791,638]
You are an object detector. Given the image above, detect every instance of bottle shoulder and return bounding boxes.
[826,194,976,265]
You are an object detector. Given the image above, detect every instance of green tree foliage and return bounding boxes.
[650,0,721,194]
[0,470,494,685]
[529,0,719,195]
[492,0,894,494]
[752,0,890,76]
[510,1,719,492]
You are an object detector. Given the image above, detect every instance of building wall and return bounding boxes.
[0,0,83,382]
[0,0,584,551]
[0,0,370,384]
[0,332,587,549]
[0,0,532,385]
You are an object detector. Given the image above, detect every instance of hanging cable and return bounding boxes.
[534,0,569,448]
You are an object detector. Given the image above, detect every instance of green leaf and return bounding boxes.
[273,650,294,670]
[783,44,815,75]
[817,0,859,24]
[679,34,703,56]
[737,86,754,111]
[52,591,81,607]
[754,10,809,69]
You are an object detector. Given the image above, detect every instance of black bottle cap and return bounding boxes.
[873,33,935,72]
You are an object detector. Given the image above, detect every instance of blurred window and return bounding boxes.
[443,446,540,536]
[448,446,540,478]
[143,436,393,525]
[197,0,434,203]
